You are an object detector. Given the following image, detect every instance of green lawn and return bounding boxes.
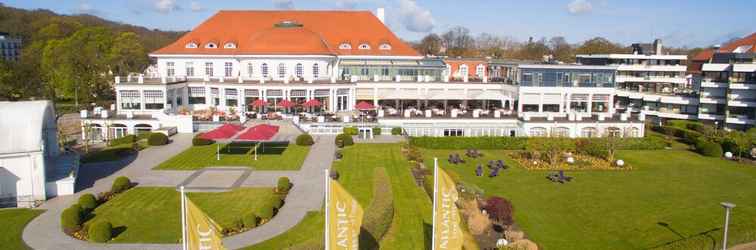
[243,143,433,250]
[154,142,309,170]
[0,208,44,249]
[83,187,282,243]
[422,148,756,250]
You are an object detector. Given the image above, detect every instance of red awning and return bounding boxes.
[251,99,268,107]
[278,100,294,108]
[355,101,375,110]
[199,123,244,140]
[303,99,322,107]
[236,124,280,141]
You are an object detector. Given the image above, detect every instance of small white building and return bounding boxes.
[0,101,78,207]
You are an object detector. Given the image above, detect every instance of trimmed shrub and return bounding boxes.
[335,134,354,147]
[147,133,169,146]
[575,139,609,159]
[362,168,394,243]
[111,176,132,194]
[391,127,403,135]
[60,205,83,232]
[259,206,275,220]
[372,127,382,136]
[87,221,113,243]
[242,212,259,229]
[411,136,528,150]
[192,134,215,146]
[696,140,723,157]
[295,134,315,146]
[277,177,292,193]
[78,193,98,212]
[271,197,284,210]
[343,126,359,135]
[109,135,136,146]
[136,132,153,141]
[484,196,515,226]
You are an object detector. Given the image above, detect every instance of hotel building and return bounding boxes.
[80,9,644,139]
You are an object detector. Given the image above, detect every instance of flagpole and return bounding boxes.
[431,157,438,250]
[180,186,187,250]
[324,168,330,250]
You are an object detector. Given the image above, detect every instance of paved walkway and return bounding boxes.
[22,129,336,250]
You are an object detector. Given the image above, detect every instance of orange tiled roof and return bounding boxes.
[152,10,419,57]
[717,32,756,53]
[691,48,714,61]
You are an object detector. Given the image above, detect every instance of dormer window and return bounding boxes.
[339,43,352,50]
[224,42,237,49]
[358,43,371,50]
[379,43,392,50]
[185,42,198,48]
[205,43,217,49]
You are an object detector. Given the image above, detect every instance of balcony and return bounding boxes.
[729,82,756,90]
[700,80,728,88]
[615,75,686,84]
[699,96,726,104]
[727,98,756,107]
[616,64,686,72]
[698,113,725,120]
[726,114,755,124]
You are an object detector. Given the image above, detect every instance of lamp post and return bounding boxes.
[720,202,736,250]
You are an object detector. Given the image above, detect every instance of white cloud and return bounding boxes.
[190,1,205,12]
[154,0,180,13]
[567,0,593,15]
[397,0,435,33]
[273,0,295,9]
[77,2,94,14]
[331,0,360,9]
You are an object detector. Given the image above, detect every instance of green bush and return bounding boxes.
[60,205,82,232]
[147,133,169,146]
[78,193,98,212]
[335,134,354,147]
[192,134,215,146]
[372,127,382,136]
[575,139,609,159]
[277,177,292,192]
[422,174,434,199]
[362,167,394,243]
[242,212,259,229]
[696,140,723,157]
[342,126,358,135]
[410,136,528,150]
[391,127,403,135]
[656,125,703,144]
[109,135,136,146]
[667,120,706,133]
[87,221,113,243]
[259,206,275,220]
[295,134,315,146]
[271,197,284,210]
[136,132,153,141]
[111,176,132,194]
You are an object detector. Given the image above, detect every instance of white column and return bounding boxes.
[372,87,378,106]
[608,94,615,116]
[538,93,543,113]
[566,93,571,113]
[587,93,593,115]
[237,88,244,112]
[140,90,145,111]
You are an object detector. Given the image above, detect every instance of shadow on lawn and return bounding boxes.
[112,225,127,239]
[648,222,719,249]
[76,153,138,192]
[219,141,291,156]
[359,227,379,250]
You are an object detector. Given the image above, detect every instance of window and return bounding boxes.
[443,129,464,137]
[225,88,238,106]
[166,62,175,77]
[205,42,217,49]
[339,43,352,50]
[606,127,621,137]
[313,63,320,79]
[475,64,485,78]
[120,90,140,110]
[381,66,389,76]
[529,127,547,137]
[358,43,371,50]
[185,42,198,48]
[189,87,205,104]
[296,63,303,78]
[581,127,598,138]
[143,90,165,110]
[223,42,236,49]
[278,63,286,79]
[211,88,219,106]
[459,64,468,77]
[379,43,391,50]
[260,63,270,78]
[185,62,194,77]
[205,62,214,77]
[224,62,233,77]
[552,127,569,137]
[247,63,254,78]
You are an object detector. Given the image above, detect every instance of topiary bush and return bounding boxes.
[335,134,354,147]
[78,193,98,212]
[242,212,259,229]
[391,127,403,135]
[109,135,137,146]
[372,127,382,136]
[192,134,215,146]
[696,140,723,157]
[61,205,83,232]
[111,176,132,194]
[295,134,315,146]
[271,197,284,210]
[87,221,113,243]
[277,177,292,193]
[259,206,275,221]
[343,126,359,135]
[147,133,169,146]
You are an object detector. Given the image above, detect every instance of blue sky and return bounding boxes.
[3,0,755,48]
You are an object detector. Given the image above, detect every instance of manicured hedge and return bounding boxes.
[667,120,705,133]
[653,125,703,144]
[87,221,113,243]
[696,140,723,157]
[372,127,382,136]
[391,127,403,135]
[271,197,284,210]
[242,212,259,229]
[78,193,98,212]
[295,134,315,146]
[147,133,169,146]
[277,177,292,193]
[342,126,358,135]
[60,205,82,232]
[410,136,528,150]
[259,206,274,221]
[335,134,354,147]
[109,135,136,146]
[192,134,215,146]
[362,167,394,243]
[111,176,132,194]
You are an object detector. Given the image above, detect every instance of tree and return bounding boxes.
[515,37,550,61]
[484,196,514,226]
[548,36,574,63]
[107,32,149,76]
[574,37,630,55]
[441,26,476,57]
[416,33,442,56]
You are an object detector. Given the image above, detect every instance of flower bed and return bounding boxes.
[508,151,631,171]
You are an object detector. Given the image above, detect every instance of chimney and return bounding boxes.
[376,8,385,24]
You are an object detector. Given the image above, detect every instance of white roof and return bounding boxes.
[518,64,617,70]
[701,63,732,72]
[733,64,756,72]
[0,101,56,154]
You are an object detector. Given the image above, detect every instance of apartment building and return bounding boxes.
[0,32,21,61]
